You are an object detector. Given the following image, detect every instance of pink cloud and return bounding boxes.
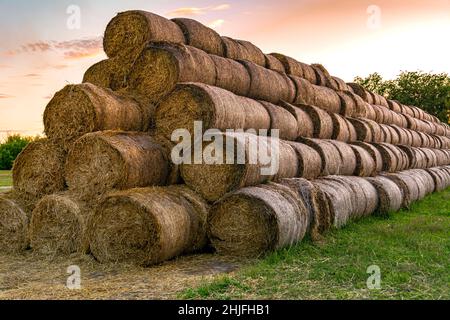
[3,37,103,60]
[0,94,14,99]
[167,4,230,16]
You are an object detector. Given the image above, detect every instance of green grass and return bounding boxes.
[180,187,450,300]
[0,170,12,188]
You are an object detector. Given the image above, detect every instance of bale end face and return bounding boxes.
[0,194,29,253]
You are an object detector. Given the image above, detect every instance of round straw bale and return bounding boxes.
[350,145,376,177]
[409,130,422,147]
[13,139,66,200]
[240,60,296,104]
[347,83,373,104]
[103,10,185,59]
[29,193,90,255]
[413,148,428,169]
[378,95,389,108]
[425,168,448,192]
[327,176,379,218]
[350,142,384,173]
[296,104,333,139]
[365,176,403,214]
[372,143,402,172]
[156,83,270,138]
[363,103,377,121]
[388,100,402,113]
[397,145,417,169]
[280,178,332,238]
[332,77,349,91]
[265,54,285,73]
[259,101,298,141]
[401,105,415,117]
[310,84,342,114]
[285,141,322,179]
[336,91,356,116]
[297,138,342,176]
[128,42,216,103]
[408,170,431,199]
[289,76,314,105]
[209,54,251,96]
[312,179,353,228]
[328,140,357,176]
[383,172,420,207]
[89,186,208,265]
[65,131,171,197]
[348,92,368,118]
[0,192,29,253]
[329,113,351,142]
[391,126,409,145]
[363,119,383,142]
[82,58,131,91]
[181,133,299,202]
[347,118,373,142]
[222,37,265,66]
[280,102,314,138]
[380,125,392,144]
[272,54,317,84]
[372,105,385,124]
[209,182,308,257]
[310,64,328,86]
[44,83,152,148]
[171,18,224,56]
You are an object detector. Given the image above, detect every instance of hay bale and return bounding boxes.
[372,143,399,172]
[347,83,373,104]
[330,113,351,142]
[366,176,403,214]
[12,139,66,200]
[89,186,209,265]
[382,172,419,208]
[280,178,332,238]
[240,60,296,104]
[296,104,333,139]
[285,141,322,179]
[272,54,317,84]
[222,37,265,66]
[379,125,392,144]
[29,192,91,255]
[425,168,449,192]
[0,192,29,253]
[128,42,217,103]
[332,77,349,91]
[397,145,417,169]
[209,54,251,96]
[350,145,376,177]
[336,91,356,116]
[347,118,373,142]
[328,140,357,176]
[350,142,383,173]
[156,83,270,138]
[44,83,152,148]
[171,18,224,56]
[265,54,285,73]
[103,10,185,59]
[209,182,308,257]
[325,176,378,218]
[65,131,172,198]
[349,93,369,118]
[388,100,402,113]
[181,133,299,202]
[298,138,342,176]
[311,64,328,86]
[363,119,383,143]
[280,102,314,138]
[82,58,131,91]
[289,76,314,105]
[312,179,353,228]
[310,84,342,114]
[259,101,298,141]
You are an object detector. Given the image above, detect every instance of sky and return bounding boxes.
[1,0,449,140]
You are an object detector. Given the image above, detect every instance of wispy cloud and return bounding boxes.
[23,73,41,78]
[167,4,230,17]
[3,37,103,60]
[208,19,225,29]
[0,94,15,99]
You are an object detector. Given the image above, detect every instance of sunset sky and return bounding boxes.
[1,0,449,140]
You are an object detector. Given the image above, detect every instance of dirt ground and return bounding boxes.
[0,251,247,300]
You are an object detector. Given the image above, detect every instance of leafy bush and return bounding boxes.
[0,135,35,170]
[355,71,450,123]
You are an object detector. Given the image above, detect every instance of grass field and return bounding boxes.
[180,187,450,300]
[0,170,12,192]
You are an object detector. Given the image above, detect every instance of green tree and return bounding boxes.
[354,71,450,123]
[0,135,34,170]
